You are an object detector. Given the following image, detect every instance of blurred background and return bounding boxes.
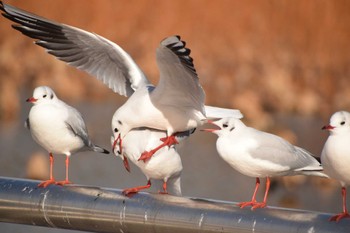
[1,0,350,232]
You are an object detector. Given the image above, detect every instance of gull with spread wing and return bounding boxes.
[0,2,242,161]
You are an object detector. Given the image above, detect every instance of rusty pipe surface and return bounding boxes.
[0,176,348,233]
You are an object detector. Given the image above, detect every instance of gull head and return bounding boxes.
[202,117,246,137]
[27,86,57,104]
[322,111,350,135]
[110,135,131,173]
[111,110,131,155]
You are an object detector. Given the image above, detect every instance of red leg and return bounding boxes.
[57,156,72,186]
[251,177,270,210]
[38,153,58,188]
[238,178,260,208]
[138,134,179,162]
[329,187,350,222]
[122,180,151,197]
[159,181,168,194]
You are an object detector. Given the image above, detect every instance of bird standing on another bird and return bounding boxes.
[203,117,327,210]
[0,2,243,163]
[321,111,350,222]
[26,86,109,187]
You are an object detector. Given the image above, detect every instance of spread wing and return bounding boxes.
[152,36,206,116]
[0,2,150,97]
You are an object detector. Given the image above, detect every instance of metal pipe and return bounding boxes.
[0,176,348,233]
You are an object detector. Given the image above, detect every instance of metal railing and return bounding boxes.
[0,176,348,233]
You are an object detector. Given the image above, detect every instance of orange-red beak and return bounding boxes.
[201,120,220,133]
[26,97,37,103]
[322,125,335,130]
[112,134,122,154]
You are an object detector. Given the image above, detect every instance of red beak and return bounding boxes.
[112,134,123,154]
[26,97,37,103]
[322,125,335,130]
[201,120,220,133]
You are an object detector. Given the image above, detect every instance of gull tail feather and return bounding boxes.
[92,144,110,154]
[167,176,182,196]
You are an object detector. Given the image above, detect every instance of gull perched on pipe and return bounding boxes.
[321,111,350,222]
[203,117,327,210]
[26,86,109,187]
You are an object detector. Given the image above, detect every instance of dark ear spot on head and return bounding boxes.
[50,94,54,99]
[118,120,122,125]
[230,127,235,131]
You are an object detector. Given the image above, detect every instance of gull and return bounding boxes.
[0,2,242,161]
[321,111,350,222]
[111,128,193,196]
[26,86,109,187]
[203,117,327,210]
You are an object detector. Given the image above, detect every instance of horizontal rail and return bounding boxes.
[0,176,348,233]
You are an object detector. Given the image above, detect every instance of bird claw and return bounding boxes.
[56,180,72,186]
[238,201,266,210]
[122,188,138,197]
[251,202,267,210]
[329,212,350,222]
[138,151,154,162]
[160,135,179,145]
[38,179,58,188]
[237,201,256,208]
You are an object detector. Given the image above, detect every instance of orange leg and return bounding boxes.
[238,177,260,208]
[38,153,57,188]
[57,156,72,186]
[251,177,270,210]
[159,181,168,194]
[138,134,179,162]
[122,180,152,197]
[329,187,350,222]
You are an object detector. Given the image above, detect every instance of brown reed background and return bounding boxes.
[1,0,350,128]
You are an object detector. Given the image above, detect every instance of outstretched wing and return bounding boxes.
[152,35,206,116]
[0,2,150,97]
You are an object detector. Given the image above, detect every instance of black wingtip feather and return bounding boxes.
[162,35,197,76]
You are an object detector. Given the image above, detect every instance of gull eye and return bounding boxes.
[114,128,119,133]
[43,94,47,98]
[223,123,228,128]
[340,121,346,125]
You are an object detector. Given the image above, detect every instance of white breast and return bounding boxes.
[28,103,85,155]
[322,135,350,185]
[122,129,182,181]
